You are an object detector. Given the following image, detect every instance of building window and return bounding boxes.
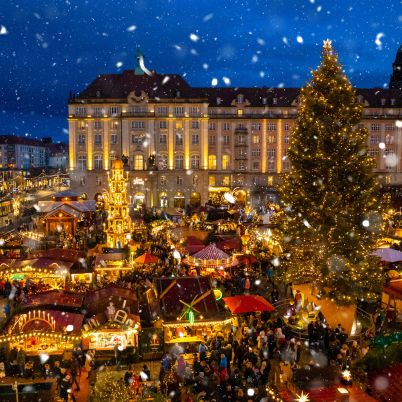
[284,122,290,131]
[76,107,87,116]
[284,135,290,144]
[251,122,261,131]
[132,134,143,144]
[267,123,277,131]
[368,149,379,158]
[191,120,200,129]
[191,155,200,169]
[209,122,216,130]
[78,121,86,130]
[94,155,103,170]
[371,123,381,131]
[94,134,102,146]
[112,121,119,129]
[94,120,102,130]
[111,134,118,145]
[192,134,199,145]
[190,107,200,115]
[159,120,167,129]
[209,135,216,146]
[78,155,87,170]
[176,175,183,185]
[237,123,246,129]
[268,135,275,144]
[237,94,244,104]
[173,106,185,116]
[253,161,259,170]
[134,155,144,170]
[223,176,230,186]
[208,155,217,170]
[251,149,260,157]
[209,176,216,186]
[268,149,276,172]
[223,123,230,131]
[369,135,380,145]
[222,154,230,170]
[385,134,394,145]
[96,176,102,186]
[175,154,184,169]
[237,135,246,145]
[385,124,396,132]
[157,106,168,116]
[110,106,120,116]
[78,134,86,145]
[223,135,230,145]
[252,135,260,144]
[131,121,145,129]
[158,154,168,170]
[175,133,183,146]
[159,134,167,144]
[237,109,243,117]
[160,175,166,186]
[238,161,246,170]
[128,105,146,114]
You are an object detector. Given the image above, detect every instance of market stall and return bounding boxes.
[382,279,402,322]
[0,258,72,289]
[2,309,83,356]
[94,252,132,282]
[184,243,237,277]
[154,277,232,350]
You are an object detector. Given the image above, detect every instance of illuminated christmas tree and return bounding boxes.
[104,159,132,248]
[279,40,385,304]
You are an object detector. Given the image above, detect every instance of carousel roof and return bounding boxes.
[192,243,230,260]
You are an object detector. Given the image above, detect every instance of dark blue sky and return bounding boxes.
[0,0,400,142]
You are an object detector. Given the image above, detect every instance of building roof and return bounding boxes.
[47,142,68,157]
[0,135,46,147]
[38,200,96,214]
[72,69,402,108]
[154,276,223,321]
[192,243,230,260]
[20,290,85,309]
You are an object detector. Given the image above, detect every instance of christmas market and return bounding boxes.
[0,16,401,402]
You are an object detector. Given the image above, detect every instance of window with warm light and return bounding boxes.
[134,155,144,170]
[94,155,103,170]
[191,155,200,169]
[223,176,230,186]
[252,135,260,144]
[209,176,216,186]
[208,155,217,170]
[175,154,184,169]
[237,109,243,116]
[222,155,230,170]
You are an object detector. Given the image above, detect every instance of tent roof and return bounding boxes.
[223,295,275,314]
[371,248,402,262]
[193,243,230,260]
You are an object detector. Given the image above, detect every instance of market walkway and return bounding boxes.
[72,369,91,402]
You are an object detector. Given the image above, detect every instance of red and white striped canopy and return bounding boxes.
[192,243,230,260]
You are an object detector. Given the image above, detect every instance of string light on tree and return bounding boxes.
[278,39,385,305]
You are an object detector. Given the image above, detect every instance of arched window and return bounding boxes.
[191,154,200,170]
[94,155,103,170]
[175,154,184,169]
[208,155,216,170]
[78,155,87,170]
[134,155,144,170]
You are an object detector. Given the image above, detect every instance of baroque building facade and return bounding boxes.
[68,50,402,209]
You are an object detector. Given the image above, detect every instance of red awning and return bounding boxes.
[135,253,159,264]
[223,295,275,314]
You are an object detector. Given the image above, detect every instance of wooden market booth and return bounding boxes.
[93,251,132,283]
[2,309,83,356]
[82,286,141,352]
[153,277,232,356]
[382,279,402,322]
[0,258,72,289]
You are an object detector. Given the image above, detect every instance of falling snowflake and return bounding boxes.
[0,25,8,35]
[395,120,402,128]
[251,54,258,63]
[222,76,231,85]
[375,32,385,50]
[203,13,214,22]
[116,61,123,68]
[189,33,200,42]
[211,78,218,86]
[378,142,385,149]
[126,25,137,32]
[296,35,304,44]
[282,37,289,46]
[257,38,265,45]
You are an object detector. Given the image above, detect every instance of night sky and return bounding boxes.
[0,0,400,142]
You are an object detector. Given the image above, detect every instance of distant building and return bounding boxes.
[48,142,68,170]
[0,135,47,170]
[68,49,402,208]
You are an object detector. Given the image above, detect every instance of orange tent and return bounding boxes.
[135,253,159,264]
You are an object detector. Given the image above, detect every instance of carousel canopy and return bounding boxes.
[192,243,230,260]
[223,295,275,314]
[372,248,402,263]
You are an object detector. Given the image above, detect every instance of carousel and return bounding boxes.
[184,243,237,277]
[2,309,83,356]
[0,258,72,290]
